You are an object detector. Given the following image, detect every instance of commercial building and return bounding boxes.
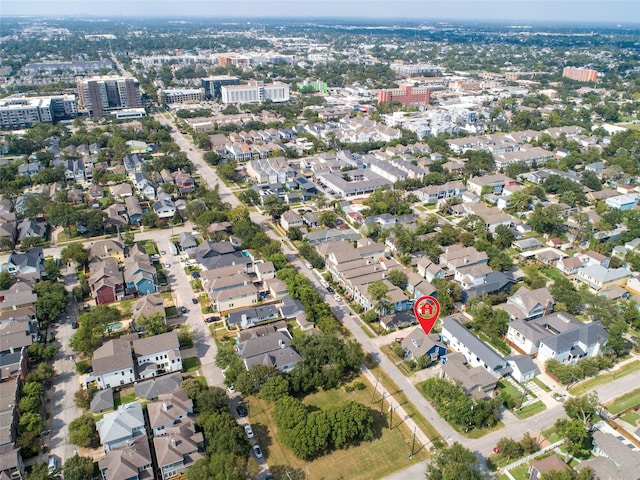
[562,67,598,82]
[389,62,444,77]
[76,75,142,116]
[221,81,290,104]
[161,88,204,104]
[377,85,431,105]
[0,94,77,129]
[201,75,240,99]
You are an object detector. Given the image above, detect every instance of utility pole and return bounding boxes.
[411,426,416,455]
[389,403,394,429]
[380,391,387,415]
[371,376,381,404]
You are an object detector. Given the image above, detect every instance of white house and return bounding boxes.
[147,389,194,437]
[96,401,146,451]
[133,332,182,380]
[89,339,135,390]
[537,321,607,365]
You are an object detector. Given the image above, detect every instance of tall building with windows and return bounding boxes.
[201,76,240,99]
[377,85,431,106]
[76,75,142,116]
[161,88,204,105]
[220,81,290,104]
[562,67,598,82]
[0,94,77,129]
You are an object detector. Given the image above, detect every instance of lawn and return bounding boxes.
[516,400,546,419]
[541,267,564,281]
[114,297,137,318]
[381,345,413,376]
[508,464,530,480]
[532,377,552,392]
[142,241,158,255]
[621,410,640,426]
[244,376,429,480]
[113,388,137,408]
[569,360,640,396]
[606,386,640,415]
[182,357,200,373]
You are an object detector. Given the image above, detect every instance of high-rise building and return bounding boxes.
[562,67,598,82]
[220,81,290,104]
[201,76,240,100]
[76,75,142,116]
[377,85,431,106]
[0,94,77,130]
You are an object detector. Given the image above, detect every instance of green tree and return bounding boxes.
[564,393,600,428]
[62,455,94,480]
[425,442,487,480]
[25,462,51,480]
[555,418,590,457]
[319,210,338,228]
[141,211,159,227]
[235,365,280,395]
[260,375,291,403]
[195,387,229,415]
[61,243,89,268]
[326,401,374,448]
[70,305,121,356]
[197,411,249,458]
[34,281,69,326]
[368,280,390,316]
[135,313,169,336]
[43,258,60,280]
[68,414,97,448]
[19,396,42,414]
[181,378,206,400]
[388,270,408,290]
[0,270,15,289]
[540,467,595,480]
[19,412,43,433]
[496,437,524,461]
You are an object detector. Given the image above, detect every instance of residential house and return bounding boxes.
[67,187,84,204]
[466,174,515,196]
[227,305,280,329]
[265,277,289,300]
[280,210,303,231]
[123,153,144,176]
[530,455,571,480]
[0,213,17,245]
[133,332,182,380]
[210,283,259,313]
[96,400,146,451]
[89,239,125,263]
[125,196,143,225]
[417,257,446,283]
[401,327,448,362]
[578,430,640,480]
[153,195,177,219]
[6,248,44,278]
[512,238,543,252]
[110,183,134,199]
[439,245,489,278]
[605,193,639,211]
[0,282,37,312]
[99,436,154,480]
[133,172,156,200]
[0,313,39,355]
[90,389,114,413]
[441,352,498,398]
[500,286,553,321]
[147,389,194,437]
[172,170,195,194]
[124,250,157,296]
[16,219,46,244]
[575,265,632,291]
[537,321,607,364]
[135,372,183,401]
[255,261,276,282]
[131,293,166,328]
[103,202,128,230]
[177,232,198,253]
[236,327,302,372]
[89,257,125,305]
[440,317,510,378]
[556,256,584,276]
[153,423,204,480]
[89,339,135,390]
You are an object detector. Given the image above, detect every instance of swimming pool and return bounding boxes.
[106,322,122,331]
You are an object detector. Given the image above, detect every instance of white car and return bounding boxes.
[228,385,235,394]
[163,263,171,269]
[252,445,263,459]
[334,294,342,302]
[244,424,254,439]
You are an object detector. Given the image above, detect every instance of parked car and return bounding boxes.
[205,316,217,323]
[71,321,79,329]
[244,424,254,439]
[236,405,247,417]
[191,271,201,279]
[191,297,198,304]
[252,445,263,459]
[327,286,334,293]
[334,294,342,302]
[48,456,56,474]
[180,306,188,314]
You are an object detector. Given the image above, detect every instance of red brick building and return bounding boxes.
[562,67,598,82]
[377,85,431,105]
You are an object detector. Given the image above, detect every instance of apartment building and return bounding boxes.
[161,88,204,104]
[562,66,598,82]
[76,75,142,116]
[221,81,290,104]
[0,94,77,129]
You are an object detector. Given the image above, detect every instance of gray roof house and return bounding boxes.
[96,401,146,451]
[501,286,553,321]
[16,219,46,243]
[227,305,280,329]
[505,355,540,383]
[177,232,198,252]
[237,329,301,372]
[537,321,607,365]
[440,317,510,379]
[578,430,640,480]
[441,352,498,398]
[90,388,114,413]
[134,372,183,400]
[505,311,584,356]
[401,327,447,362]
[575,265,632,291]
[88,339,135,390]
[147,389,194,437]
[6,247,44,277]
[153,422,204,480]
[98,435,153,480]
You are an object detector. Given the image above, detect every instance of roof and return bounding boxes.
[442,317,505,370]
[92,339,133,375]
[91,388,114,412]
[147,389,192,430]
[98,435,153,480]
[237,330,293,360]
[401,327,445,358]
[131,293,165,322]
[508,312,584,344]
[506,355,540,376]
[539,321,608,353]
[530,455,570,475]
[135,372,183,400]
[577,265,631,287]
[133,331,179,356]
[246,346,302,370]
[441,352,497,395]
[578,430,640,480]
[97,401,145,445]
[227,305,279,327]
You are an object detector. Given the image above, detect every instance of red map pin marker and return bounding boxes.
[413,295,441,335]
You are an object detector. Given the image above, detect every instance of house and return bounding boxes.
[16,219,46,243]
[401,327,447,362]
[210,283,259,313]
[89,339,135,390]
[529,455,570,480]
[110,183,134,198]
[153,423,204,480]
[417,257,446,283]
[134,372,183,401]
[99,436,154,480]
[605,193,639,211]
[90,388,114,413]
[103,202,128,230]
[506,355,540,383]
[6,247,44,277]
[537,321,607,364]
[556,256,584,276]
[280,210,303,230]
[512,238,543,252]
[467,174,515,196]
[124,251,157,296]
[279,297,305,319]
[123,153,144,175]
[0,282,37,312]
[236,327,302,372]
[255,261,276,281]
[578,430,640,480]
[227,305,280,329]
[501,286,553,321]
[0,314,39,354]
[131,293,166,327]
[177,232,198,253]
[133,332,182,380]
[172,170,195,194]
[153,195,177,219]
[89,239,125,263]
[147,389,194,436]
[89,257,125,305]
[440,317,510,378]
[0,212,17,245]
[96,401,145,451]
[124,196,143,225]
[575,265,632,291]
[265,277,289,300]
[441,352,498,398]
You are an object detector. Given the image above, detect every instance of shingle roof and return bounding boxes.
[133,331,179,356]
[96,401,145,445]
[92,339,133,375]
[134,372,183,400]
[539,321,608,353]
[442,317,504,370]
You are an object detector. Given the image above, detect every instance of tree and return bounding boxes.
[61,243,89,268]
[34,281,69,326]
[555,418,590,457]
[540,467,595,480]
[70,305,121,356]
[45,202,77,232]
[181,378,206,400]
[496,437,524,461]
[425,442,487,480]
[19,395,42,414]
[43,258,60,280]
[528,203,564,235]
[135,313,169,336]
[197,411,249,458]
[19,412,43,433]
[368,280,390,316]
[141,211,159,227]
[63,455,94,480]
[493,224,515,249]
[319,210,338,228]
[68,414,97,448]
[326,401,374,448]
[195,387,228,415]
[260,375,291,403]
[564,393,600,428]
[0,270,15,289]
[25,462,51,480]
[235,365,280,395]
[388,270,408,290]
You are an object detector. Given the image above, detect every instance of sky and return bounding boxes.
[2,0,639,24]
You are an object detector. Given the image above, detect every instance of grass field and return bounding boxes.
[569,360,640,396]
[516,401,546,419]
[113,388,137,408]
[531,377,552,392]
[182,356,200,373]
[245,376,428,480]
[380,344,413,376]
[621,410,640,426]
[606,386,640,415]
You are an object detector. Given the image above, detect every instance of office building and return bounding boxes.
[76,75,142,117]
[562,67,598,82]
[0,94,77,130]
[161,88,204,104]
[377,85,431,105]
[390,62,444,77]
[201,76,240,99]
[221,81,290,104]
